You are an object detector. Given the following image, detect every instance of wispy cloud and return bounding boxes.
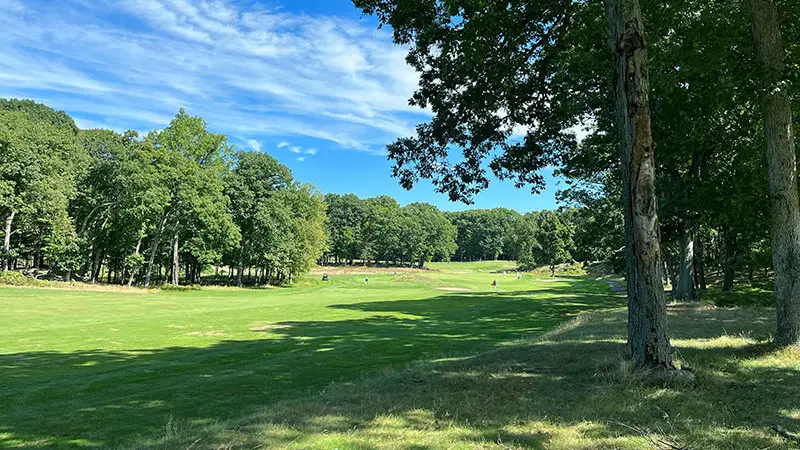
[245,139,262,152]
[289,146,302,154]
[296,156,305,162]
[305,148,317,155]
[0,0,425,153]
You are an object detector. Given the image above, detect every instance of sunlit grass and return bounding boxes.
[1,263,796,449]
[0,262,619,449]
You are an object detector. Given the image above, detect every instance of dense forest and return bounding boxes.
[0,98,583,284]
[0,94,780,295]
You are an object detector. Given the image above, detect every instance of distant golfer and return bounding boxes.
[322,273,329,281]
[492,279,497,289]
[365,277,369,284]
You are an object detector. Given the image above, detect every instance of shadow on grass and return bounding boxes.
[0,279,794,449]
[231,307,796,450]
[0,277,621,449]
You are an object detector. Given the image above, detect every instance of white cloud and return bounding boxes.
[0,0,426,153]
[245,138,261,152]
[289,146,301,154]
[296,156,305,162]
[305,148,317,155]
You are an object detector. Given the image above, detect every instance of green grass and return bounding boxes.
[0,263,620,449]
[1,263,797,449]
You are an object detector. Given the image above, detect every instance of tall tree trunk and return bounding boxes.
[606,0,674,369]
[722,228,737,291]
[673,226,696,301]
[144,216,168,287]
[747,0,800,347]
[2,211,14,272]
[91,251,102,283]
[237,241,246,288]
[695,237,707,291]
[171,232,180,285]
[127,238,143,287]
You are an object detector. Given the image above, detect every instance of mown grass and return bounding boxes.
[128,305,798,450]
[0,263,619,449]
[1,263,796,449]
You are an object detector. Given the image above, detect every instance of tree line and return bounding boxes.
[324,194,576,274]
[1,101,326,287]
[1,98,585,286]
[353,0,800,364]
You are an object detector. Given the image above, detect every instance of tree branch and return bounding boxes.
[771,425,800,443]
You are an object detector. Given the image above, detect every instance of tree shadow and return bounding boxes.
[1,281,793,449]
[0,278,623,449]
[238,306,796,449]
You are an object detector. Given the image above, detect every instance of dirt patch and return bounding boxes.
[250,322,291,332]
[435,287,472,292]
[167,324,186,329]
[185,330,226,337]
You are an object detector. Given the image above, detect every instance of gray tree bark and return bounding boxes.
[605,0,674,369]
[144,216,168,287]
[171,232,179,285]
[673,226,696,301]
[127,238,142,287]
[2,211,14,272]
[747,0,800,346]
[237,241,246,288]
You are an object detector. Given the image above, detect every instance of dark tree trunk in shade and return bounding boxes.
[695,238,707,291]
[747,0,800,346]
[722,229,737,291]
[673,226,696,301]
[91,251,101,283]
[605,0,674,369]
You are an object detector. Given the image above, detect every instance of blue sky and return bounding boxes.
[0,0,564,212]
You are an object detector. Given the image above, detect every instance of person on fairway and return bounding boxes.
[492,279,497,289]
[365,277,369,284]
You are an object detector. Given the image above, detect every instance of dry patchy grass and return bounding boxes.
[127,304,798,450]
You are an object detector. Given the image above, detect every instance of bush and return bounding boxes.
[0,271,56,287]
[159,283,203,291]
[529,262,587,276]
[0,271,26,285]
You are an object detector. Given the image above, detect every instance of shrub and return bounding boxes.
[0,271,26,285]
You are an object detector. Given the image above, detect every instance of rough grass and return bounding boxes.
[128,305,797,450]
[0,263,796,449]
